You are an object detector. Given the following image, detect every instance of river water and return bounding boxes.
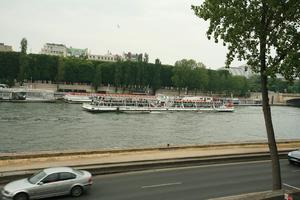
[0,103,299,153]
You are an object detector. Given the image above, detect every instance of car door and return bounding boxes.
[56,172,77,195]
[34,173,60,198]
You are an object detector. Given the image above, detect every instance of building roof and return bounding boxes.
[45,43,66,47]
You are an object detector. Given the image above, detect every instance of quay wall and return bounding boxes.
[14,82,300,104]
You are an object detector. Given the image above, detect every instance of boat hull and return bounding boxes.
[82,104,234,113]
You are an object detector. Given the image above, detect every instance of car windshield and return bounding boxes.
[28,171,47,184]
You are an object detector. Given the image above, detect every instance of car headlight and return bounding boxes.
[288,152,292,156]
[2,189,12,196]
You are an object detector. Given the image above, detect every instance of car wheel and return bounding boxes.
[13,192,28,200]
[71,186,83,197]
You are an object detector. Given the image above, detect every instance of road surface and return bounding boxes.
[2,160,300,200]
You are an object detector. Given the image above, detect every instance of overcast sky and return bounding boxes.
[0,0,244,69]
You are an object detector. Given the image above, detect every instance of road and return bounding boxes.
[2,160,300,200]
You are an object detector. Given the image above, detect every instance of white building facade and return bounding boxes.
[88,53,120,62]
[40,43,68,57]
[0,43,13,52]
[39,42,147,64]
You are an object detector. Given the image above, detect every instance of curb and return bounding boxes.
[208,190,300,200]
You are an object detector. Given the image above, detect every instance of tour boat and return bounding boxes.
[82,95,234,113]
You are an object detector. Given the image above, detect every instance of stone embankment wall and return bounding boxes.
[250,92,300,104]
[18,82,300,104]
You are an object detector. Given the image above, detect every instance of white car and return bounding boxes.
[288,149,300,165]
[1,167,92,200]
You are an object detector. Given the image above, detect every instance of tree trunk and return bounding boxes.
[260,72,282,190]
[260,1,282,190]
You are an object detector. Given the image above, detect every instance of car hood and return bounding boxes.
[4,178,33,193]
[290,150,300,158]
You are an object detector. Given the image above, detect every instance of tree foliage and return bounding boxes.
[192,0,299,79]
[192,0,300,190]
[92,64,102,91]
[0,52,298,95]
[20,38,27,54]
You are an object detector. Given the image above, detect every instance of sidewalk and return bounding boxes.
[0,140,299,174]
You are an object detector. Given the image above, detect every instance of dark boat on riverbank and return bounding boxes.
[0,88,56,103]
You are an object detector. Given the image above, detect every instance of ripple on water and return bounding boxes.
[0,103,299,153]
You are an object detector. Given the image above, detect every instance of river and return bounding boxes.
[0,102,299,153]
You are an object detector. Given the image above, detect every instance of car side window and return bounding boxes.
[59,172,76,181]
[41,173,59,184]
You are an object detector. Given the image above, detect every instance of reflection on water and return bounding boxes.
[0,103,299,153]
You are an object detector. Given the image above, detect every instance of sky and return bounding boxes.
[0,0,244,69]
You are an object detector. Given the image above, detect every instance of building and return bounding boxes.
[219,65,256,78]
[40,43,67,57]
[39,42,147,63]
[123,52,142,62]
[0,43,13,52]
[67,47,88,58]
[88,52,120,62]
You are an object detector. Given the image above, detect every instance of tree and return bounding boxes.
[18,38,28,84]
[196,62,207,69]
[155,58,161,65]
[193,67,209,94]
[172,59,191,95]
[20,38,27,54]
[160,65,173,87]
[92,64,102,91]
[229,76,248,96]
[144,53,149,63]
[56,57,65,83]
[138,54,143,62]
[192,0,300,190]
[114,65,122,92]
[0,52,19,86]
[150,63,161,95]
[17,54,28,85]
[248,75,261,92]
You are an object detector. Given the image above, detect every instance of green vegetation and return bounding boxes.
[0,52,299,95]
[192,0,299,190]
[20,38,27,54]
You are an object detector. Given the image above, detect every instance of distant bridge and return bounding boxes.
[275,93,300,106]
[251,92,300,106]
[286,98,300,106]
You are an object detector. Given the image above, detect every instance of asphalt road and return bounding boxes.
[2,160,300,200]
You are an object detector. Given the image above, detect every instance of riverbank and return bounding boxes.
[1,140,299,176]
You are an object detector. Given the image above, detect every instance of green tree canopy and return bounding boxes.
[192,0,300,190]
[20,38,27,54]
[92,64,102,91]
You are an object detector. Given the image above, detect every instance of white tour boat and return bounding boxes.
[82,95,234,113]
